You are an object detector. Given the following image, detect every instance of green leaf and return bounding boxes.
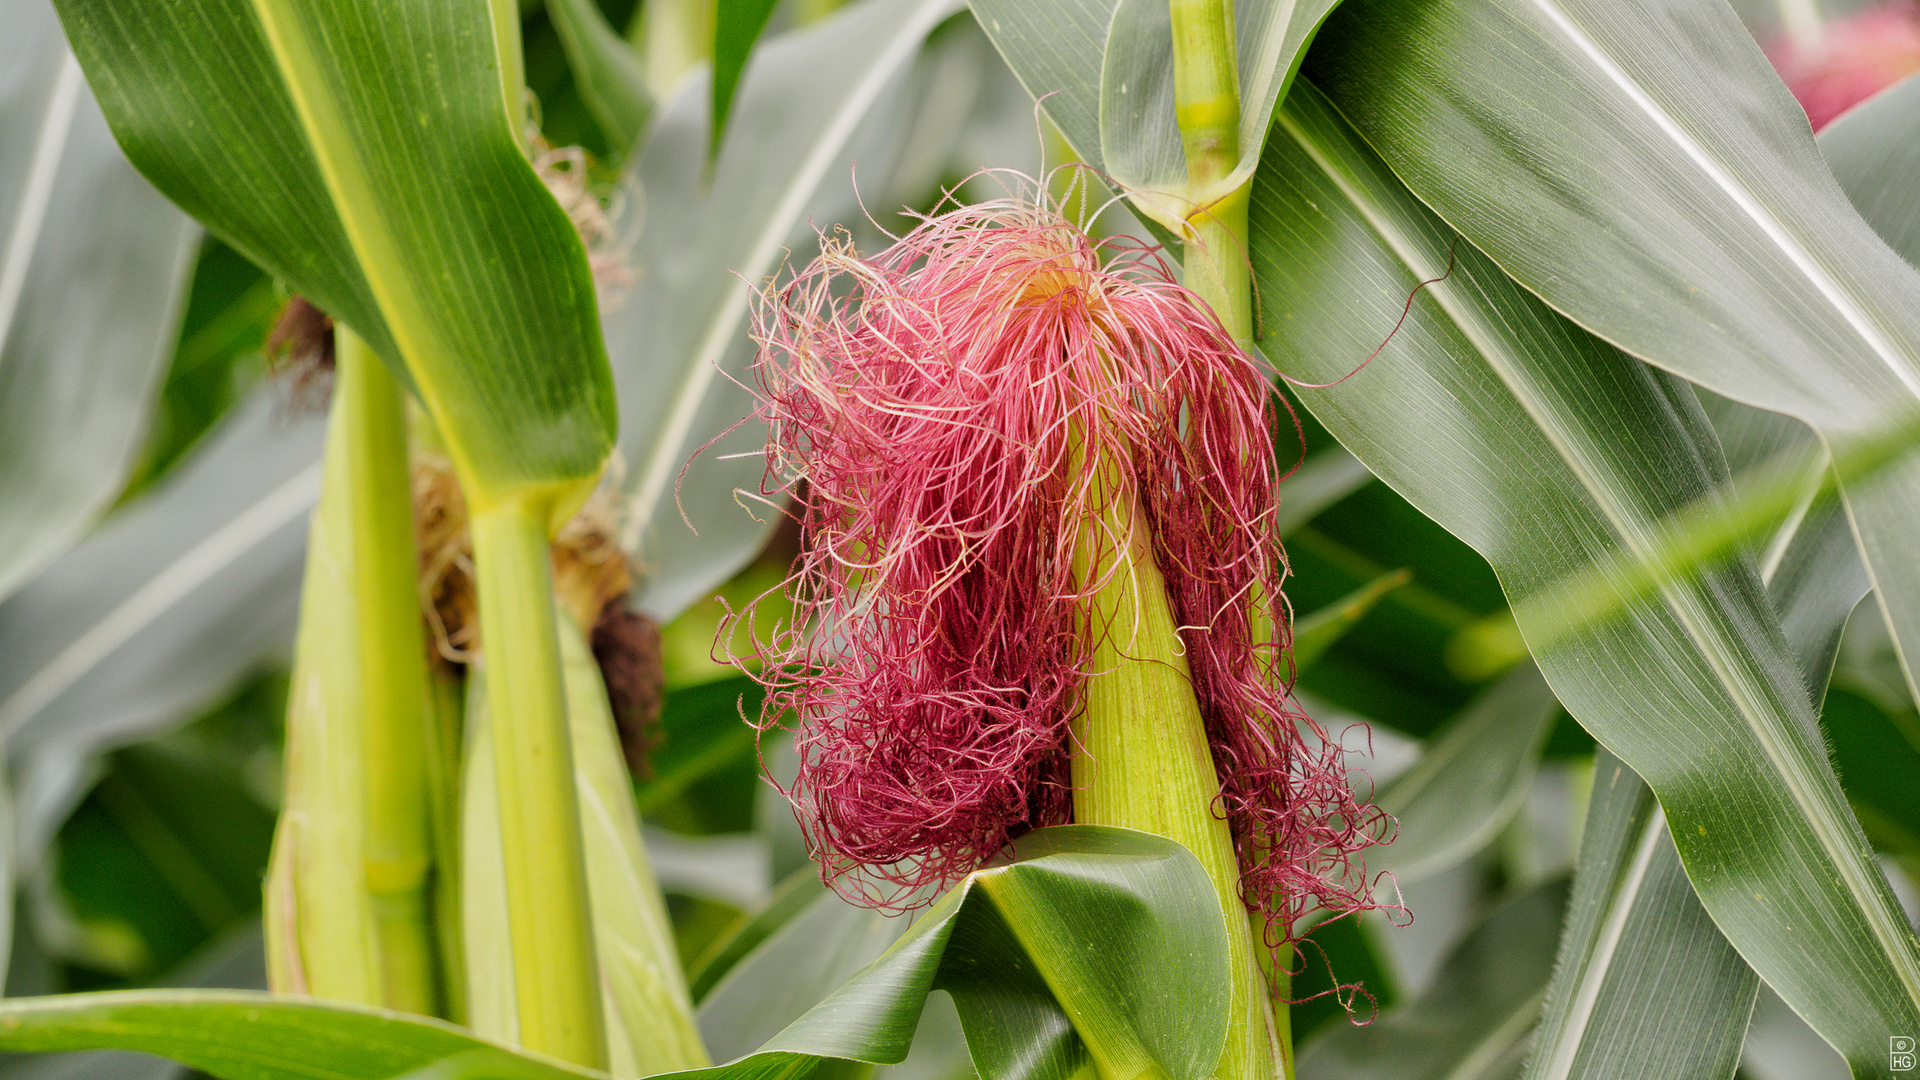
[972,0,1338,219]
[0,991,601,1080]
[1241,80,1920,1073]
[0,0,197,602]
[1368,664,1559,886]
[0,393,322,882]
[1824,688,1920,859]
[1301,0,1920,712]
[1095,0,1341,227]
[697,882,908,1062]
[548,0,653,160]
[710,0,781,159]
[0,827,1228,1080]
[57,0,614,506]
[688,869,826,1004]
[1820,74,1920,265]
[611,0,963,616]
[1298,877,1570,1080]
[700,826,1231,1080]
[1521,750,1757,1080]
[1291,569,1410,673]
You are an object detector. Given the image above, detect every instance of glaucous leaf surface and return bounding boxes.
[1248,81,1920,1074]
[1298,877,1570,1080]
[1303,0,1920,710]
[1521,750,1757,1080]
[0,392,322,883]
[57,0,615,503]
[1519,384,1886,1080]
[1368,664,1558,886]
[610,0,964,618]
[0,828,1227,1080]
[0,0,197,602]
[1096,0,1338,227]
[970,0,1338,228]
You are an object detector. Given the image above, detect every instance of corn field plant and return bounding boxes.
[0,0,1917,1078]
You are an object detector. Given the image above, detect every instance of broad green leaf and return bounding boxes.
[1824,689,1920,859]
[697,883,907,1061]
[1243,81,1920,1074]
[1290,569,1409,673]
[1301,0,1920,711]
[1518,388,1885,1080]
[1298,877,1570,1080]
[968,0,1108,172]
[1368,664,1559,886]
[0,920,269,1080]
[0,0,197,602]
[1522,750,1757,1080]
[0,392,322,885]
[1096,0,1341,228]
[610,0,963,617]
[700,826,1230,1080]
[710,0,782,159]
[0,827,1228,1080]
[0,991,600,1080]
[549,0,653,160]
[57,0,614,505]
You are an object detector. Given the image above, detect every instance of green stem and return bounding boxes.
[1165,0,1286,1073]
[337,330,442,1018]
[1169,0,1252,350]
[1252,917,1295,1080]
[1069,445,1277,1080]
[470,498,608,1070]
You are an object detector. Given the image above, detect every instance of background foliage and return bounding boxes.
[1,0,1917,1077]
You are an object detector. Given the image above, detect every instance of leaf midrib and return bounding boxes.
[0,464,321,735]
[0,53,84,360]
[1519,0,1920,402]
[1529,806,1664,1080]
[1276,101,1920,1008]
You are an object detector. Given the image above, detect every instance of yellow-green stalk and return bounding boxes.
[1162,0,1291,1073]
[469,500,608,1069]
[265,328,442,1016]
[1168,0,1253,352]
[463,606,709,1077]
[1070,447,1278,1080]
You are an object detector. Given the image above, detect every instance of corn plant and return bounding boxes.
[0,0,1917,1079]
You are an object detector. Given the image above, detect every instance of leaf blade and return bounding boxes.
[1301,0,1920,711]
[1249,81,1920,1068]
[0,1,198,602]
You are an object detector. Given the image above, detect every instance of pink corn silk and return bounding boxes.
[728,176,1391,937]
[1767,1,1920,131]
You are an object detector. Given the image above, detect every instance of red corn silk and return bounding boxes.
[727,172,1390,937]
[1767,1,1920,131]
